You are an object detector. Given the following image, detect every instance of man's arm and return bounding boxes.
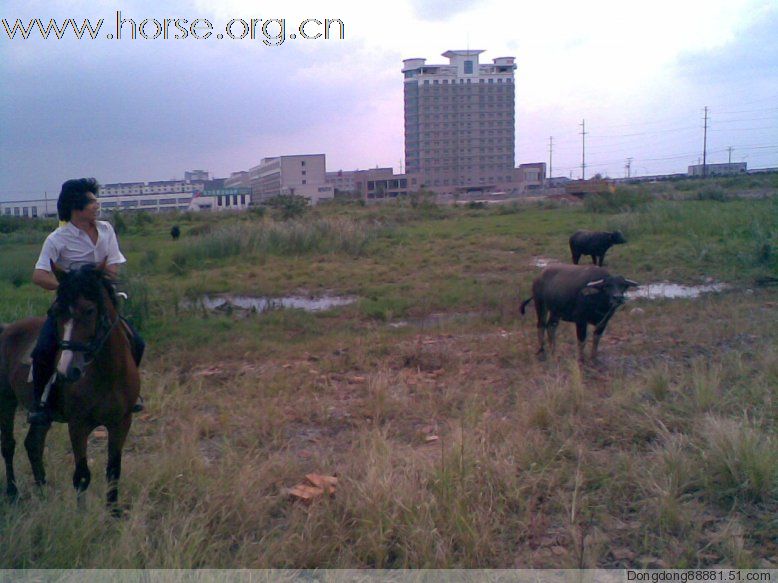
[32,269,58,291]
[105,263,119,280]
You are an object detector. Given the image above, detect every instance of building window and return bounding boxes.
[301,161,306,166]
[301,170,306,175]
[464,60,473,74]
[302,180,306,185]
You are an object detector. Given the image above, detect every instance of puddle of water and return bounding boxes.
[184,294,357,313]
[628,282,728,300]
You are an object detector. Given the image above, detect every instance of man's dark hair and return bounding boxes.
[57,178,100,221]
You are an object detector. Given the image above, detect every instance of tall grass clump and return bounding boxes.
[697,416,778,504]
[583,187,652,214]
[120,273,152,331]
[173,217,389,266]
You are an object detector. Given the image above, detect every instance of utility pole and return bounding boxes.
[625,158,633,178]
[580,119,587,180]
[702,106,709,177]
[548,136,553,179]
[727,146,733,164]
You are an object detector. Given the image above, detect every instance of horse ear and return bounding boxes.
[50,260,66,282]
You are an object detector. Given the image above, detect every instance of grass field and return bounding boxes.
[0,177,776,568]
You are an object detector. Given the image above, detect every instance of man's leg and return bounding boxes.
[28,315,58,426]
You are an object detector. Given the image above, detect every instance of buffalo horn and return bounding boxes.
[586,279,605,287]
[625,279,639,287]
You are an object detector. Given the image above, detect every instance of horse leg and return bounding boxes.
[68,424,91,510]
[24,423,51,487]
[106,415,132,516]
[0,394,18,500]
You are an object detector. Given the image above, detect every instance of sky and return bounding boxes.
[1,0,777,201]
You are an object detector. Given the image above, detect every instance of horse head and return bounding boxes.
[51,260,118,383]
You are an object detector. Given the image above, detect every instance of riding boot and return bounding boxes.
[28,366,55,427]
[28,315,58,426]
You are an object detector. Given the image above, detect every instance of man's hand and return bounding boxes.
[32,269,58,291]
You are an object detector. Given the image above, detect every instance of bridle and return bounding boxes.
[56,293,121,369]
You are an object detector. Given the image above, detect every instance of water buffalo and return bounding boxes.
[520,264,638,361]
[569,230,626,266]
[170,225,181,240]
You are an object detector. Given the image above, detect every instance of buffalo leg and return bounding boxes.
[591,318,612,360]
[68,424,91,509]
[597,254,605,267]
[0,394,18,499]
[575,321,588,362]
[106,415,132,516]
[590,255,597,265]
[534,300,548,355]
[571,252,581,265]
[24,423,51,487]
[547,315,560,354]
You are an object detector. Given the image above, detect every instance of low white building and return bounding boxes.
[0,199,52,218]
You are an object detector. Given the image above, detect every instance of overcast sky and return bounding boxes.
[1,0,776,201]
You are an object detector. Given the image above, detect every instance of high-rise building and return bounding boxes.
[403,50,516,192]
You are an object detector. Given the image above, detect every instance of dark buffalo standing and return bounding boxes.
[520,264,638,361]
[569,230,626,266]
[170,225,181,240]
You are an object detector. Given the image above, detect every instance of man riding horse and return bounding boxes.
[28,178,145,426]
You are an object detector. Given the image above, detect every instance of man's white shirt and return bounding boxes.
[35,220,126,272]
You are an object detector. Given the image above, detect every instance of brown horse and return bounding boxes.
[0,261,139,514]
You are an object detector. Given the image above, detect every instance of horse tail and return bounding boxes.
[519,297,533,315]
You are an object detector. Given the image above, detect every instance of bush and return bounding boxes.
[264,195,309,221]
[697,185,730,202]
[584,187,652,213]
[109,211,127,235]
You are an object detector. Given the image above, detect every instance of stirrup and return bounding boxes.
[28,407,53,427]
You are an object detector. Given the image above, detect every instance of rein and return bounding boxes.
[58,308,121,365]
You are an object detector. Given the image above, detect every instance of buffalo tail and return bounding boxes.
[519,297,533,315]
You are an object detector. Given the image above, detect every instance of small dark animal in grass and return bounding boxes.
[520,264,638,362]
[170,225,181,240]
[569,230,626,266]
[0,262,139,514]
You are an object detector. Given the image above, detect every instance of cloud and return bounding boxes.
[674,7,778,90]
[408,0,480,21]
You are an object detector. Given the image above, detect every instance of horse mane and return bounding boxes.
[55,264,118,311]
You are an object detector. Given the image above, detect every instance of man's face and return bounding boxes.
[73,192,99,222]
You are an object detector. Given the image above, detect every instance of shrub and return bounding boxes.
[584,187,652,213]
[697,185,730,202]
[264,195,309,220]
[109,211,127,235]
